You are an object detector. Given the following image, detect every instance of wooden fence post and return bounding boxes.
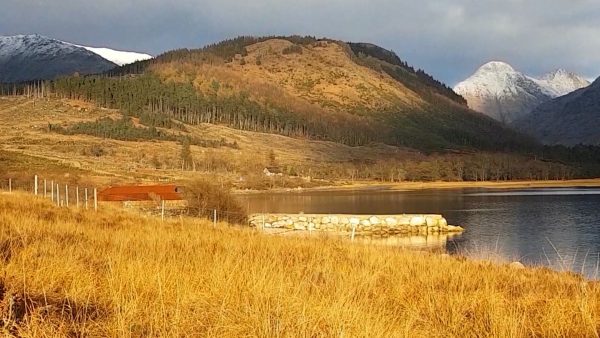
[34,175,38,195]
[56,184,60,207]
[94,188,97,212]
[161,200,165,221]
[65,185,69,207]
[76,187,79,208]
[213,209,217,227]
[44,179,47,198]
[351,223,357,241]
[85,188,88,210]
[51,181,54,202]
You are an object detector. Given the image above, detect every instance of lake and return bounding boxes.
[238,187,600,278]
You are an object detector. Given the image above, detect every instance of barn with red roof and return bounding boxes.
[98,184,184,202]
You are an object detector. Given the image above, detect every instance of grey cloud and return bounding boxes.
[1,0,599,84]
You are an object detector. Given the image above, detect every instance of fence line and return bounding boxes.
[1,176,98,212]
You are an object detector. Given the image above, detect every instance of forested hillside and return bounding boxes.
[33,36,533,152]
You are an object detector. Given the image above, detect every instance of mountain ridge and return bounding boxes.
[0,34,117,82]
[515,77,600,146]
[0,34,153,82]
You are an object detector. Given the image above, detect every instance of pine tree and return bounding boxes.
[180,137,193,170]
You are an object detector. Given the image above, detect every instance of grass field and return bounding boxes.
[0,192,598,337]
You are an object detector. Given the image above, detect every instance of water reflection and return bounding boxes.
[261,227,462,250]
[239,188,600,278]
[355,233,462,249]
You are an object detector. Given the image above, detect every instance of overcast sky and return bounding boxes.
[2,0,599,85]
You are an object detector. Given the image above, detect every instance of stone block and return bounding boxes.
[272,221,285,228]
[385,217,398,226]
[446,225,464,232]
[410,216,426,227]
[294,222,307,230]
[426,217,438,227]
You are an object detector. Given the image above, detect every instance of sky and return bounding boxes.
[2,0,599,85]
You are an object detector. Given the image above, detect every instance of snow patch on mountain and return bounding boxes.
[70,44,152,66]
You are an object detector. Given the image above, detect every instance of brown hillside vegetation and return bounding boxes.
[153,39,423,112]
[0,193,599,336]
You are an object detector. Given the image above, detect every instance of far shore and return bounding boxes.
[235,178,600,194]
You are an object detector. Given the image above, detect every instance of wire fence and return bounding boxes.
[0,175,98,211]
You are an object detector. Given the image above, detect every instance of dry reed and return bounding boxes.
[0,192,598,337]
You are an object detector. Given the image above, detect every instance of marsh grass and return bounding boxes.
[0,192,599,337]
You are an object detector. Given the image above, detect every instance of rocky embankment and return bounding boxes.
[249,214,463,235]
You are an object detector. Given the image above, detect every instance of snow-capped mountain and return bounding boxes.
[454,61,590,124]
[0,34,153,83]
[0,34,117,83]
[69,44,152,66]
[533,69,591,97]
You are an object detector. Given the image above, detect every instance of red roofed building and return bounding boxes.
[98,184,184,202]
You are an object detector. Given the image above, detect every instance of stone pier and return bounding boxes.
[249,213,463,235]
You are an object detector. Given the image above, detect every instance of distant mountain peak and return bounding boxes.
[0,34,154,82]
[535,69,590,97]
[476,61,516,74]
[454,61,589,124]
[542,68,570,79]
[0,34,117,82]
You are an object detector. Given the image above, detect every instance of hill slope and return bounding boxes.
[49,36,532,152]
[0,34,117,82]
[515,77,600,146]
[454,62,589,124]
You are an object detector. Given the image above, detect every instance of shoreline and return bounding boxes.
[234,178,600,194]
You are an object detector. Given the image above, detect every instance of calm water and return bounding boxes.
[238,188,600,278]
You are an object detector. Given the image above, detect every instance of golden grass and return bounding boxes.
[0,192,599,337]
